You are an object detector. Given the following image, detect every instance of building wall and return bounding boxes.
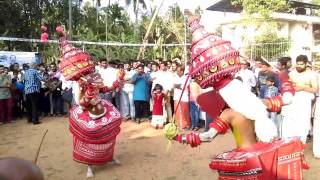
[220,20,314,62]
[288,21,313,63]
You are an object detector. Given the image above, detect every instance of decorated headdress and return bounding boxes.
[188,16,241,89]
[56,26,95,81]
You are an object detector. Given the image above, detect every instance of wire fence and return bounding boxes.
[0,37,192,64]
[0,37,298,67]
[245,41,291,62]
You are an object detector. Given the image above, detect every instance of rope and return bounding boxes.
[0,37,191,47]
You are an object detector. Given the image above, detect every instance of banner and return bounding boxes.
[0,51,40,68]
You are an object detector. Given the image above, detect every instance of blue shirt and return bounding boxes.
[132,73,151,101]
[24,68,43,94]
[260,85,279,99]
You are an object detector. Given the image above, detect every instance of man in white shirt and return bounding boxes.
[173,65,190,129]
[236,62,257,92]
[281,55,318,143]
[121,62,136,120]
[96,59,118,102]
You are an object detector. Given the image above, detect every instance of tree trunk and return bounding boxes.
[134,0,139,38]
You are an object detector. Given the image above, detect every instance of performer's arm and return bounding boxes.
[100,80,120,93]
[175,111,232,147]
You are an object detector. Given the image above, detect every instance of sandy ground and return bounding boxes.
[0,117,320,180]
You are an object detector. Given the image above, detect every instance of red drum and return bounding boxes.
[210,138,306,180]
[69,100,122,165]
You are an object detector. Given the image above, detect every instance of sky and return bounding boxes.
[83,0,223,31]
[84,0,218,16]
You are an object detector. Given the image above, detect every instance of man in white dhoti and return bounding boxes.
[281,55,318,143]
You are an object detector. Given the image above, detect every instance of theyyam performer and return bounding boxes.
[164,15,308,179]
[56,26,123,178]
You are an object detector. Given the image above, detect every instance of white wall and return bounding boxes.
[288,21,313,63]
[202,10,317,62]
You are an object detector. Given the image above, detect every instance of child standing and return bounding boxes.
[151,84,166,129]
[261,75,279,130]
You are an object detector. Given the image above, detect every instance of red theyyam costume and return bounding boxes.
[56,27,122,177]
[172,16,308,180]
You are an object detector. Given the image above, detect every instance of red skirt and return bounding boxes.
[69,100,122,165]
[210,137,307,180]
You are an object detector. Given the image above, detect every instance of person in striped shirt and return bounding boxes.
[24,63,43,125]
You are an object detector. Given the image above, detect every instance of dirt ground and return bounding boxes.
[0,117,320,180]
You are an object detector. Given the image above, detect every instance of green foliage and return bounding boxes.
[0,1,194,63]
[232,0,288,18]
[232,0,290,60]
[247,30,290,60]
[139,3,191,61]
[313,0,320,5]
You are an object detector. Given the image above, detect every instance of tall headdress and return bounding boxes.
[188,17,241,88]
[56,26,95,81]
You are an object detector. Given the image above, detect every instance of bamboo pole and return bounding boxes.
[137,0,164,60]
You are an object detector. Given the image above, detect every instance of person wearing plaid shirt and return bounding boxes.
[24,63,43,125]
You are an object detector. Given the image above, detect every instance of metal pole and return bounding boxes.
[68,0,72,40]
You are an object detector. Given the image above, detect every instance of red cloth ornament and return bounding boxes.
[210,137,307,180]
[196,90,226,120]
[41,25,47,32]
[69,100,122,165]
[56,26,64,34]
[41,33,49,43]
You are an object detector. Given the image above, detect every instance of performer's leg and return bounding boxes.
[112,157,121,165]
[86,165,94,178]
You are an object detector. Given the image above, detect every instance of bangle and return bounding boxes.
[209,117,230,134]
[267,96,283,112]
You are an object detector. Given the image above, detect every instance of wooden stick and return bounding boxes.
[34,129,48,164]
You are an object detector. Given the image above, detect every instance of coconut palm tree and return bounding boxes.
[125,0,147,36]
